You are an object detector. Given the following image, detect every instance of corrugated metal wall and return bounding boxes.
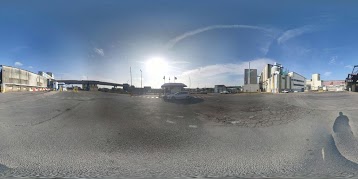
[1,66,48,92]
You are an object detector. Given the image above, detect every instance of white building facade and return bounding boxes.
[288,72,306,92]
[242,84,259,92]
[259,63,306,93]
[306,74,322,90]
[161,83,187,94]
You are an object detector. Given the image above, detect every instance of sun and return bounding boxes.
[146,56,169,76]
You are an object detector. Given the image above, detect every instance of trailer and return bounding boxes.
[346,65,358,92]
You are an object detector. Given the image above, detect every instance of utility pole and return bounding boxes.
[140,69,142,88]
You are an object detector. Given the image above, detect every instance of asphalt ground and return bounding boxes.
[0,91,357,178]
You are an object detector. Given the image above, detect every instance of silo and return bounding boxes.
[286,75,291,89]
[271,63,283,93]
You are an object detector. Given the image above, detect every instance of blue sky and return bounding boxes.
[1,0,358,88]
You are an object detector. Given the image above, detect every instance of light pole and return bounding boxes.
[140,69,142,88]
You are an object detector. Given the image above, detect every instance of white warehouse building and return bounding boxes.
[288,72,306,91]
[259,62,306,93]
[306,74,322,90]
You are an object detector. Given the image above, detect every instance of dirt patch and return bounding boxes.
[194,94,313,128]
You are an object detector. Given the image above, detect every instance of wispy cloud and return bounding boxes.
[178,58,275,87]
[81,75,88,80]
[14,61,23,66]
[345,65,354,69]
[323,71,332,76]
[329,56,337,65]
[277,25,317,45]
[181,58,274,77]
[166,25,272,49]
[260,41,273,55]
[11,46,28,52]
[171,61,190,64]
[93,48,104,56]
[28,66,33,69]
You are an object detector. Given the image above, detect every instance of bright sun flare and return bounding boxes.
[146,57,169,76]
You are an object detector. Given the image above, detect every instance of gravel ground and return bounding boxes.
[0,91,357,178]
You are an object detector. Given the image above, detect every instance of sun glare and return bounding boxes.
[146,56,169,76]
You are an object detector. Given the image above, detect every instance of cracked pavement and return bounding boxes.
[0,91,357,177]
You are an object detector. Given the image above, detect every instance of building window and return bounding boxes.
[292,79,304,83]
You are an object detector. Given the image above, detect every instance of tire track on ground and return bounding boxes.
[31,102,82,126]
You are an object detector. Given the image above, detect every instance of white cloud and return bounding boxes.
[93,48,104,56]
[345,65,353,69]
[323,71,332,76]
[11,46,28,52]
[277,25,317,44]
[28,66,33,69]
[178,58,275,87]
[14,61,23,66]
[181,58,273,77]
[166,24,272,49]
[329,56,337,65]
[171,61,190,64]
[260,44,271,55]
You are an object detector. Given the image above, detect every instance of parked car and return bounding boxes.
[165,91,192,100]
[220,91,230,94]
[282,89,289,93]
[200,91,207,94]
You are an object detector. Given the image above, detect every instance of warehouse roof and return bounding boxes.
[1,65,38,75]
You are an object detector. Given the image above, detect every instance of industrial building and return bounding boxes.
[226,86,242,93]
[322,80,346,91]
[243,68,259,92]
[259,63,306,93]
[0,65,53,93]
[345,65,358,92]
[244,69,257,84]
[0,65,125,93]
[38,71,55,80]
[214,85,226,93]
[306,74,322,90]
[161,83,187,94]
[242,84,259,92]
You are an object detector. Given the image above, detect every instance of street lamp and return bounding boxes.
[140,69,142,88]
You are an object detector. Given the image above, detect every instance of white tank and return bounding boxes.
[271,65,278,75]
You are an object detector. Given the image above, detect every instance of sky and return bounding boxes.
[1,0,358,88]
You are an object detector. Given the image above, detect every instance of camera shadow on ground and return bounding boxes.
[332,112,358,164]
[333,112,353,135]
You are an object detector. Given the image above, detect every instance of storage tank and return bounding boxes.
[271,63,278,75]
[271,62,284,93]
[312,74,320,81]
